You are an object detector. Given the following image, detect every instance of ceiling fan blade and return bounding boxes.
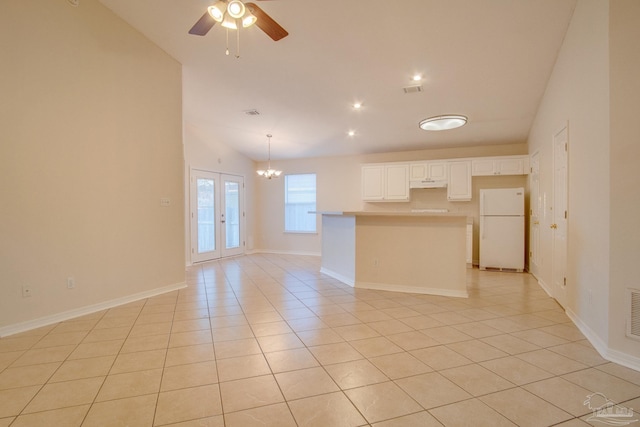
[189,11,216,36]
[245,3,288,41]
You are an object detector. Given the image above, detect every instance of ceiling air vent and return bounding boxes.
[627,288,640,340]
[403,85,424,94]
[244,109,260,116]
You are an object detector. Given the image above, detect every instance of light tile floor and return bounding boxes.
[1,253,640,426]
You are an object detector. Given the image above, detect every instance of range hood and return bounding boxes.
[409,179,448,189]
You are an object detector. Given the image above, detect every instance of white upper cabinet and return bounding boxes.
[362,163,410,202]
[361,165,385,200]
[409,161,447,182]
[471,156,529,176]
[447,160,472,201]
[363,155,527,203]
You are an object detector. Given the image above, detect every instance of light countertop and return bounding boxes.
[311,210,469,218]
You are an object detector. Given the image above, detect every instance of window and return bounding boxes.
[285,174,316,233]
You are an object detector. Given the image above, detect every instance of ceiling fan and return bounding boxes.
[189,0,288,41]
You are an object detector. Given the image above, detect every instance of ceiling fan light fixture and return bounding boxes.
[221,14,239,29]
[227,0,246,19]
[242,11,257,28]
[207,2,226,22]
[419,115,467,131]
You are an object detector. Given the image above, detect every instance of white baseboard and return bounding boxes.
[536,278,553,297]
[565,308,609,356]
[606,347,640,372]
[356,281,469,298]
[565,307,640,372]
[248,249,322,257]
[0,282,187,338]
[319,268,355,287]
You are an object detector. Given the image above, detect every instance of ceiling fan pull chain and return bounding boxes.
[225,28,230,56]
[236,25,240,58]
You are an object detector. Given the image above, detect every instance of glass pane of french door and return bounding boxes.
[221,174,243,257]
[190,170,244,263]
[197,178,216,253]
[190,170,220,263]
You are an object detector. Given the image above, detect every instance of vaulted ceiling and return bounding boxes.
[99,0,577,161]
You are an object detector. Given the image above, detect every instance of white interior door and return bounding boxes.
[529,151,541,277]
[190,170,244,263]
[552,125,568,307]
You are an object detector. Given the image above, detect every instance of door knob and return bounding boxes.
[550,223,557,229]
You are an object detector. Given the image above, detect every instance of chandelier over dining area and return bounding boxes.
[256,134,282,179]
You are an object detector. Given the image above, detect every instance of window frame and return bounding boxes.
[284,173,317,234]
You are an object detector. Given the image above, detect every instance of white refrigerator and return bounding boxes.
[479,188,525,272]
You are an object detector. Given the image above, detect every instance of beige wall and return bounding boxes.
[0,0,184,332]
[529,0,611,344]
[255,143,528,261]
[528,0,640,367]
[609,0,640,361]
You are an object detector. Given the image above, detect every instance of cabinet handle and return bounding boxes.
[550,223,557,229]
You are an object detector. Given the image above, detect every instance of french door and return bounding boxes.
[190,170,244,263]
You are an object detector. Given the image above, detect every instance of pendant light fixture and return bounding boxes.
[256,134,282,179]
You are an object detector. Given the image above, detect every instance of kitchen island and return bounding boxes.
[315,211,468,298]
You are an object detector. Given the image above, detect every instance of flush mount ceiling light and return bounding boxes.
[419,115,468,131]
[256,134,282,179]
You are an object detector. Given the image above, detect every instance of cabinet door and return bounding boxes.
[428,162,447,181]
[496,158,524,175]
[447,161,472,201]
[384,164,410,200]
[409,163,428,181]
[361,165,385,200]
[471,159,496,176]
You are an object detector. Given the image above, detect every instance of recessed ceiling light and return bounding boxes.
[419,115,467,131]
[353,102,362,109]
[412,74,422,81]
[348,130,355,137]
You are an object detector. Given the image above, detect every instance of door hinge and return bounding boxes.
[564,277,567,286]
[564,210,567,219]
[565,143,567,151]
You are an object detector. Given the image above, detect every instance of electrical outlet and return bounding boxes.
[160,198,171,207]
[67,277,75,289]
[373,259,379,267]
[22,285,32,298]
